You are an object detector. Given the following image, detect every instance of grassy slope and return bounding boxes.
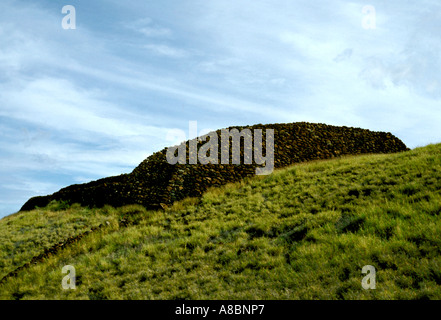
[0,143,440,300]
[0,202,118,280]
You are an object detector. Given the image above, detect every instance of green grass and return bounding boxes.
[0,201,119,280]
[1,143,441,300]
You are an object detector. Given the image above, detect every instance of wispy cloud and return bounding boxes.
[143,44,188,58]
[124,17,173,38]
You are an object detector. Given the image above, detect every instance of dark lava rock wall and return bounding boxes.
[20,122,409,211]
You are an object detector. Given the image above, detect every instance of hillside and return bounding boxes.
[1,143,440,300]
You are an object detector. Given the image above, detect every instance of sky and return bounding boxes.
[1,0,440,218]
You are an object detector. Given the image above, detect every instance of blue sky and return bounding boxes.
[1,0,440,218]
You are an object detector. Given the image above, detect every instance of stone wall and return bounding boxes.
[20,122,409,211]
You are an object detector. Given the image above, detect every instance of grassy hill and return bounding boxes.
[1,143,440,300]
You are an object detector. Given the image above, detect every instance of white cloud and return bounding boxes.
[333,48,353,63]
[143,44,188,58]
[124,18,172,38]
[1,77,148,138]
[0,76,176,177]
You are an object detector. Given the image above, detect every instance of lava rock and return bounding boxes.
[20,122,409,212]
